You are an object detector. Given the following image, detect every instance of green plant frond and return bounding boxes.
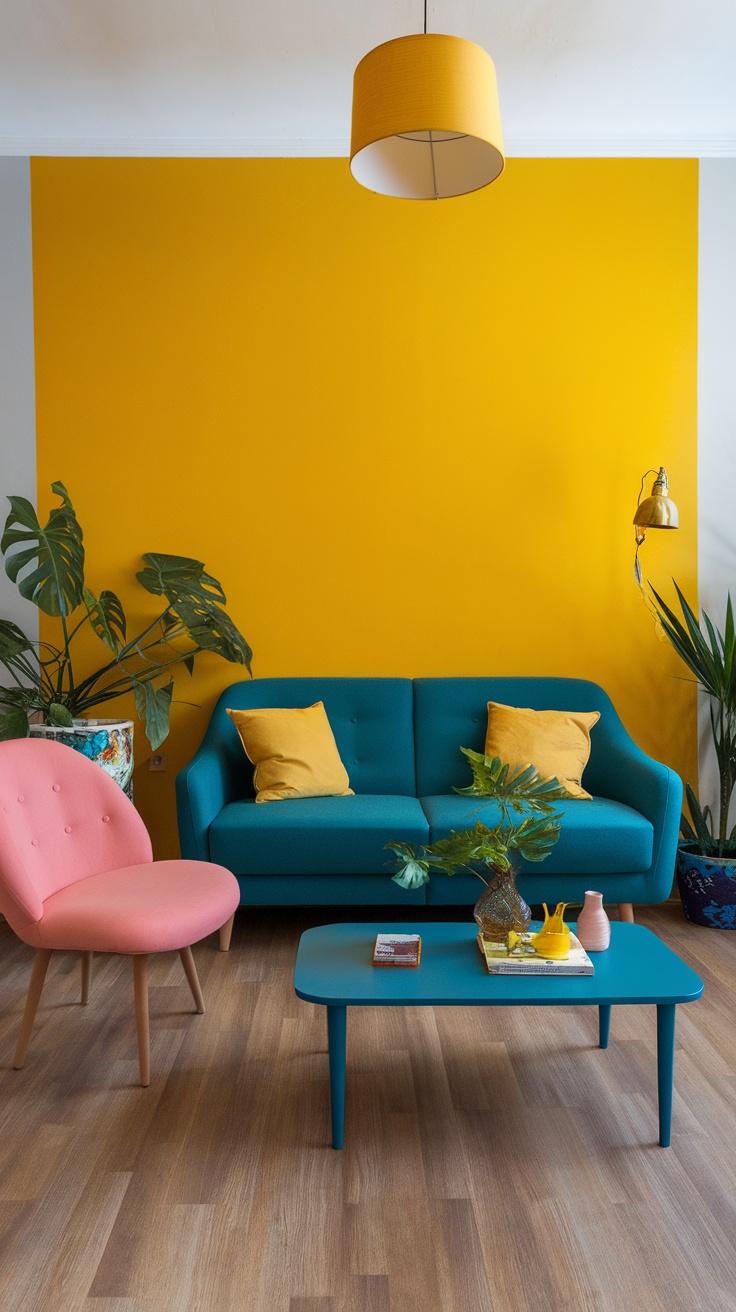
[0,619,34,663]
[456,748,569,810]
[684,782,715,845]
[137,553,252,670]
[650,585,721,699]
[2,482,85,618]
[133,678,174,751]
[506,813,562,862]
[84,588,127,655]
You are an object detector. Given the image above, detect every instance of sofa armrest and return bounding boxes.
[176,747,237,862]
[593,734,683,901]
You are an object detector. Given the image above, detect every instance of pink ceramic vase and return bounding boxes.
[576,890,611,951]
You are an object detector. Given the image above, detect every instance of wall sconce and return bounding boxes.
[633,466,679,584]
[350,1,504,200]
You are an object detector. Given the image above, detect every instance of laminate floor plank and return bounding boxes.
[0,903,735,1311]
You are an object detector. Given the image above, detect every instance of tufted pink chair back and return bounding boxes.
[0,737,152,935]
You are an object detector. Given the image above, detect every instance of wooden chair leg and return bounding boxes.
[133,955,151,1087]
[13,948,53,1070]
[618,902,635,923]
[179,946,205,1014]
[219,912,235,952]
[81,951,93,1005]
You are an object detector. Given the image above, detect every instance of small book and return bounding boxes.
[477,930,594,976]
[373,933,422,967]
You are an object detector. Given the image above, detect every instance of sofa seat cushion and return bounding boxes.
[419,795,654,875]
[209,795,430,876]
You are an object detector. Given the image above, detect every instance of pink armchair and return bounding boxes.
[0,737,239,1086]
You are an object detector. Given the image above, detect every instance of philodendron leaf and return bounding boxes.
[133,678,173,751]
[1,481,85,617]
[84,587,127,655]
[391,859,430,890]
[48,702,74,727]
[0,619,33,662]
[0,707,30,740]
[136,553,252,670]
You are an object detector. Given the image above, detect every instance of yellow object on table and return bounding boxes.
[532,902,572,960]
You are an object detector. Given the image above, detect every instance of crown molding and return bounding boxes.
[1,134,735,158]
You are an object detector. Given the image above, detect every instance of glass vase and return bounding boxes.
[474,861,531,943]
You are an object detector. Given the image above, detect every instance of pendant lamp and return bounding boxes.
[350,4,505,200]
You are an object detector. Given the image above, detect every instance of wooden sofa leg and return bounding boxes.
[219,912,235,952]
[179,945,205,1014]
[133,955,151,1087]
[81,951,93,1004]
[13,948,53,1070]
[618,903,635,923]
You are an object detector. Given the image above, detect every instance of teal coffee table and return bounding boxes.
[294,921,703,1149]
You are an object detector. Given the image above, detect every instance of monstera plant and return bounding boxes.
[0,481,252,749]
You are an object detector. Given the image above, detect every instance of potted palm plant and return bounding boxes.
[0,482,252,793]
[388,749,567,941]
[651,582,736,928]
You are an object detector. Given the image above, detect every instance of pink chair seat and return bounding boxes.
[23,860,239,955]
[0,737,240,1086]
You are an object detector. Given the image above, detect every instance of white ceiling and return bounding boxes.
[1,0,735,157]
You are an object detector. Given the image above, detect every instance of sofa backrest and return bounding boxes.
[205,677,416,798]
[413,677,621,796]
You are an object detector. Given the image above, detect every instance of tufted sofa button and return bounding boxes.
[17,794,24,803]
[350,717,357,724]
[102,815,110,823]
[31,838,38,846]
[64,825,72,834]
[53,783,61,792]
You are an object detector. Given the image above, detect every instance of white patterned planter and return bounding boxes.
[29,718,134,798]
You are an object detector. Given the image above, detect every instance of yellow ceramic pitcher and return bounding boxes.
[531,902,571,960]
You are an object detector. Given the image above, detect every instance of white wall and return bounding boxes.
[697,159,736,821]
[0,156,38,640]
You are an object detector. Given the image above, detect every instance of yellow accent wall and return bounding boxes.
[31,157,698,859]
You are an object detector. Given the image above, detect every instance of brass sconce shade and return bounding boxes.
[633,467,679,533]
[633,466,679,586]
[350,33,505,200]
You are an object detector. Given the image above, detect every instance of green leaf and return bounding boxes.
[455,748,569,812]
[391,859,430,890]
[0,619,33,662]
[0,707,30,739]
[1,482,84,617]
[133,678,174,751]
[84,587,127,655]
[684,783,715,849]
[136,553,252,670]
[47,702,74,727]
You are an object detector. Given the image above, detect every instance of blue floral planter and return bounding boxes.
[30,718,134,799]
[676,843,736,929]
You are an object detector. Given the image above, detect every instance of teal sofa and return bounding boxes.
[176,676,682,913]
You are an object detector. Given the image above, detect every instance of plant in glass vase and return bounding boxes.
[0,482,252,754]
[388,749,568,942]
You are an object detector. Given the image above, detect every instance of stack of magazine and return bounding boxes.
[477,930,594,975]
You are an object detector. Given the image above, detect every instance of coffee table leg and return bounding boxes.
[598,1004,611,1049]
[656,1003,676,1148]
[327,1005,347,1149]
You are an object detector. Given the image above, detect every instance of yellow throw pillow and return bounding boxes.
[226,702,354,803]
[484,702,600,800]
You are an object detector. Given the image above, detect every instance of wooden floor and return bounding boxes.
[0,900,734,1312]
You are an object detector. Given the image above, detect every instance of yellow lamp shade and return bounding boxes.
[350,33,505,200]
